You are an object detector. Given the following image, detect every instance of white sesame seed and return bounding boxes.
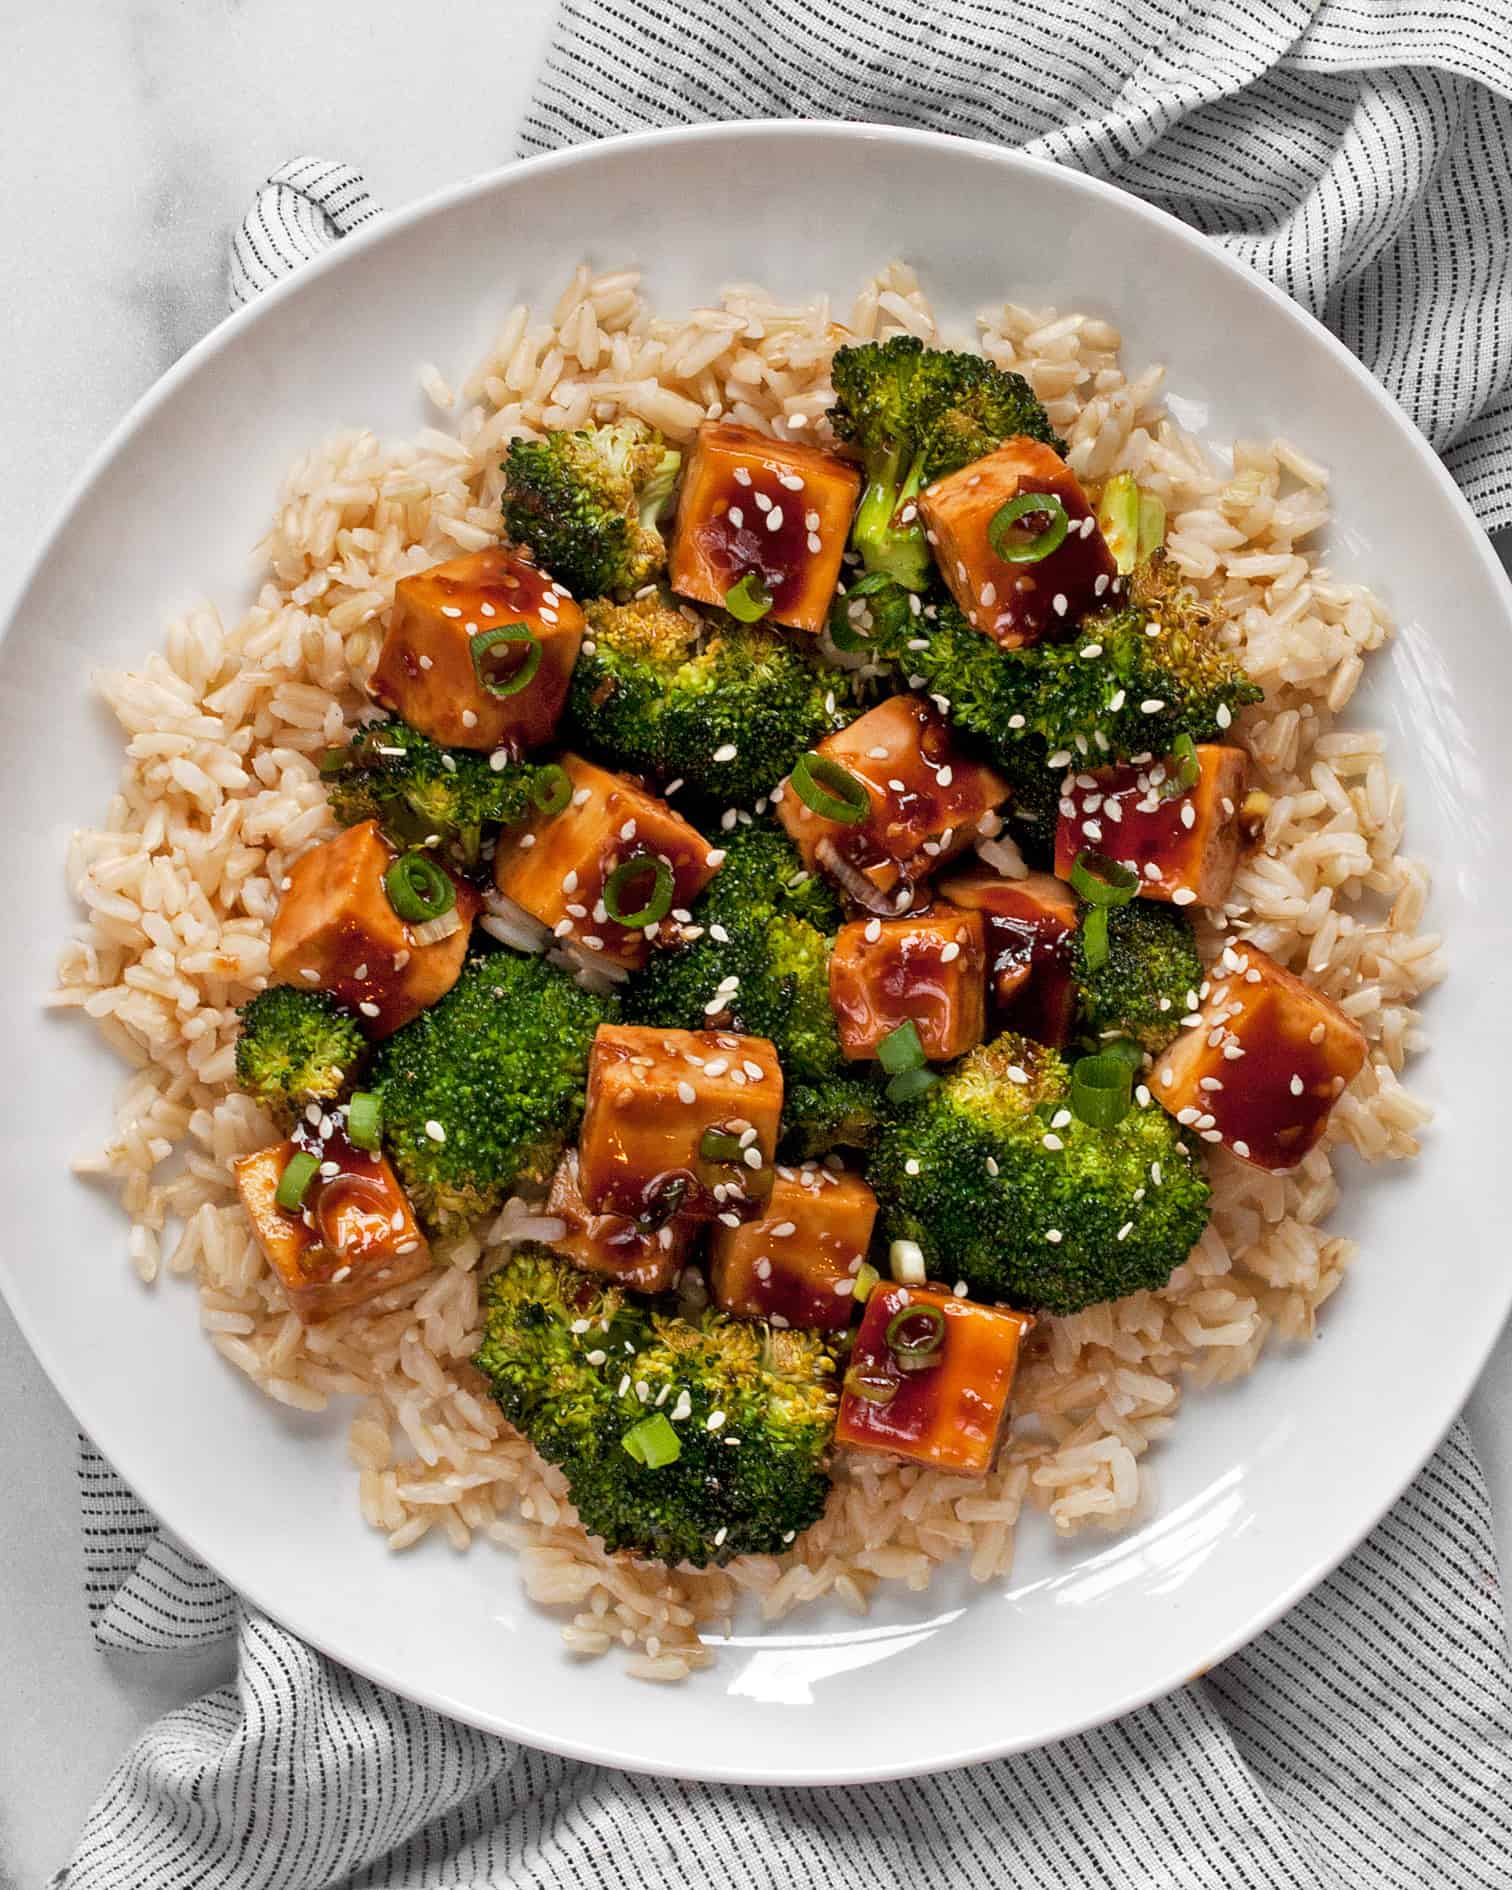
[1140,699,1165,715]
[1233,1139,1251,1158]
[677,1081,696,1105]
[807,533,823,553]
[424,1119,446,1143]
[1042,1133,1064,1151]
[299,968,320,984]
[1053,594,1068,616]
[905,1158,921,1176]
[864,917,882,943]
[440,605,462,618]
[713,743,738,763]
[1217,702,1232,729]
[940,941,960,963]
[706,1410,726,1431]
[358,1001,380,1019]
[461,709,478,728]
[767,506,784,532]
[1046,1228,1063,1244]
[1171,888,1197,906]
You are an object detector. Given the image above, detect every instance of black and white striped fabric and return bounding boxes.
[57,4,1512,1880]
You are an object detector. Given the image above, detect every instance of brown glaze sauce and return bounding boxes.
[694,467,814,614]
[1199,986,1349,1169]
[1057,763,1198,895]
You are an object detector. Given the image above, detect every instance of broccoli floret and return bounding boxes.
[869,1034,1211,1314]
[474,1246,838,1566]
[1073,902,1204,1055]
[501,420,680,601]
[633,822,884,1154]
[234,987,366,1124]
[569,592,855,805]
[323,719,546,868]
[855,556,1262,767]
[828,338,1061,590]
[372,949,617,1229]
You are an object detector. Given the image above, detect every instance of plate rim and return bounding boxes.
[3,118,1508,1784]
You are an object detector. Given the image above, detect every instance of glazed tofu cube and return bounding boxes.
[545,1150,696,1294]
[829,906,986,1061]
[492,754,720,972]
[233,1137,431,1323]
[1152,943,1366,1171]
[709,1165,878,1332]
[834,1283,1033,1475]
[937,866,1079,1046]
[577,1024,784,1222]
[918,439,1117,648]
[1054,744,1249,908]
[371,546,582,752]
[669,421,861,633]
[269,820,478,1037]
[776,696,1008,904]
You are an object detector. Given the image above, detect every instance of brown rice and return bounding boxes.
[54,261,1442,1682]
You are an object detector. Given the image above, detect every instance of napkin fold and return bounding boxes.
[57,1,1512,1879]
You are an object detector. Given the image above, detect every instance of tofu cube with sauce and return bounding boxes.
[370,546,582,753]
[918,439,1117,648]
[492,753,720,972]
[233,1137,431,1323]
[577,1024,784,1224]
[937,866,1079,1046]
[776,696,1008,906]
[708,1164,878,1332]
[669,421,861,633]
[834,1283,1033,1476]
[829,906,987,1061]
[1151,943,1366,1171]
[269,820,477,1037]
[1054,743,1249,909]
[545,1149,696,1294]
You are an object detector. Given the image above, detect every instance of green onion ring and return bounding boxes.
[274,1149,320,1213]
[346,1091,382,1151]
[886,1066,939,1105]
[724,572,774,622]
[1095,471,1140,574]
[877,1019,926,1076]
[603,855,674,929]
[987,491,1070,564]
[621,1411,682,1467]
[1069,850,1140,908]
[1099,1038,1146,1072]
[843,1365,897,1406]
[470,622,541,698]
[698,1128,746,1166]
[790,752,870,825]
[827,572,890,652]
[383,851,456,924]
[1070,1052,1135,1128]
[1082,904,1110,971]
[1157,733,1201,801]
[531,763,572,817]
[885,1302,947,1370]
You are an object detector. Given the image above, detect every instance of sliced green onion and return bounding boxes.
[470,622,541,698]
[1137,491,1167,563]
[603,855,674,929]
[531,763,571,817]
[987,490,1069,564]
[885,1302,946,1370]
[1069,850,1140,908]
[1070,1052,1134,1128]
[1100,1038,1146,1072]
[384,851,456,924]
[699,1128,745,1165]
[852,1261,880,1305]
[843,1365,897,1406]
[827,572,889,652]
[346,1091,382,1151]
[886,1066,938,1106]
[889,1238,927,1284]
[318,745,350,776]
[1082,904,1110,971]
[1157,733,1201,801]
[877,1019,925,1076]
[621,1410,682,1467]
[1096,471,1140,573]
[790,752,869,825]
[275,1149,320,1212]
[724,572,773,622]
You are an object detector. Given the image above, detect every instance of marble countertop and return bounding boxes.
[2,5,1508,1881]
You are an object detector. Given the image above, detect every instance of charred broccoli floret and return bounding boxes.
[372,949,617,1229]
[633,822,886,1154]
[501,420,680,601]
[474,1246,838,1566]
[851,557,1262,767]
[234,986,366,1124]
[323,718,547,867]
[1073,902,1204,1055]
[828,337,1062,591]
[868,1034,1211,1314]
[568,591,855,806]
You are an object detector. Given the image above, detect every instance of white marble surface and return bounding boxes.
[1,5,1509,1882]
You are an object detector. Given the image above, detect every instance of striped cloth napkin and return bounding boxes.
[58,4,1512,1883]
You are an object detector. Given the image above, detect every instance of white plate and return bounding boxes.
[2,123,1508,1785]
